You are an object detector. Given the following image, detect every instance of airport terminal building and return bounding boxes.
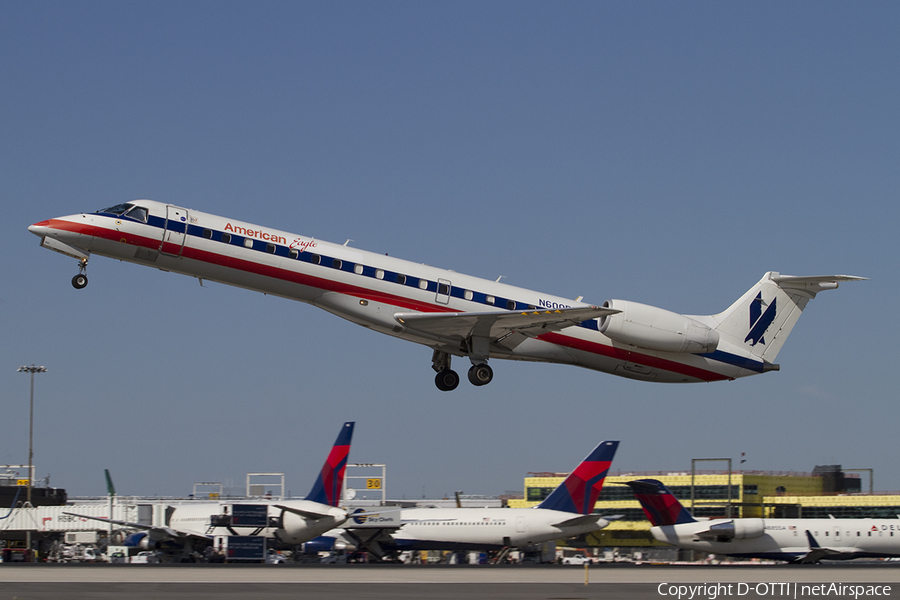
[509,465,900,552]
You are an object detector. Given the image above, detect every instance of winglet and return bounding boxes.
[306,422,355,507]
[805,529,821,548]
[625,479,696,526]
[536,441,618,514]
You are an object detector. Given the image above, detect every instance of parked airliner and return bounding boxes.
[306,440,619,559]
[29,200,864,390]
[66,422,354,556]
[626,479,900,563]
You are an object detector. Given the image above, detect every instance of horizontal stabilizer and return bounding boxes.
[274,504,334,520]
[551,513,608,529]
[771,274,868,286]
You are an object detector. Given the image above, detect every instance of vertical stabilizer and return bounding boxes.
[536,440,618,514]
[306,422,355,507]
[625,479,696,526]
[706,272,865,363]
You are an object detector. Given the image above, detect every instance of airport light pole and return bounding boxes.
[17,365,46,505]
[17,364,46,562]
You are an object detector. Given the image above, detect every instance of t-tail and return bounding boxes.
[704,272,867,366]
[536,440,618,514]
[625,479,696,526]
[306,421,355,507]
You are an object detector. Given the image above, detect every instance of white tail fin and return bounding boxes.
[706,272,866,363]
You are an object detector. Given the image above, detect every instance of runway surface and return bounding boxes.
[2,563,900,599]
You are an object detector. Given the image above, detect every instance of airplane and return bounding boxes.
[304,440,619,559]
[28,200,865,390]
[65,421,354,558]
[626,479,900,563]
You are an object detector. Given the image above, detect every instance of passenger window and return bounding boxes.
[354,264,363,274]
[202,229,212,239]
[507,300,516,310]
[266,243,276,254]
[222,233,231,243]
[438,283,450,295]
[244,238,253,248]
[418,279,428,290]
[289,249,299,259]
[376,269,384,280]
[486,295,495,305]
[397,274,406,285]
[464,290,473,301]
[333,259,342,270]
[310,254,321,265]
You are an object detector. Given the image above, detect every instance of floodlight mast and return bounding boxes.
[17,364,47,561]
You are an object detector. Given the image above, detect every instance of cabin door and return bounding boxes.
[160,205,190,256]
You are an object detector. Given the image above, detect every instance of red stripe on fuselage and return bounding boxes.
[46,217,729,381]
[538,332,729,382]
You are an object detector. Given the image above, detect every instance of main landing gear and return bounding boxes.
[71,258,89,289]
[432,350,494,391]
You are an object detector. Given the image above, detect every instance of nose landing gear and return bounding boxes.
[71,258,89,289]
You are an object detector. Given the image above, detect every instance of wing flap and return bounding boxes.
[394,306,618,342]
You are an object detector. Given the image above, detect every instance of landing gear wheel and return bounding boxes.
[467,364,493,386]
[435,369,460,391]
[72,274,88,289]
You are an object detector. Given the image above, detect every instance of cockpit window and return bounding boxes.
[96,203,148,223]
[124,206,148,223]
[97,203,133,215]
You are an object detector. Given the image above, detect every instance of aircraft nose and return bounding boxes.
[29,220,50,236]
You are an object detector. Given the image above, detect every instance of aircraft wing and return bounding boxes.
[394,306,618,344]
[62,512,199,540]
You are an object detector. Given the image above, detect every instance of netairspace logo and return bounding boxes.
[657,582,892,599]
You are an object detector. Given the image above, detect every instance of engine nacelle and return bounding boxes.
[123,531,150,549]
[300,536,356,555]
[599,300,719,354]
[707,519,765,540]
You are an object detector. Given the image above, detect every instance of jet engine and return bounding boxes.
[300,536,356,555]
[705,519,765,541]
[598,300,719,354]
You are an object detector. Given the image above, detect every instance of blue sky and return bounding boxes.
[2,1,896,499]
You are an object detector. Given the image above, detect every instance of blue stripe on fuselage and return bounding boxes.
[95,212,765,374]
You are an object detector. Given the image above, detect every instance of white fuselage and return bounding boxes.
[30,200,767,383]
[653,518,900,562]
[378,507,607,551]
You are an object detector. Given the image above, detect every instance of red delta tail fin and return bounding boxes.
[305,422,354,507]
[625,479,696,526]
[536,441,618,514]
